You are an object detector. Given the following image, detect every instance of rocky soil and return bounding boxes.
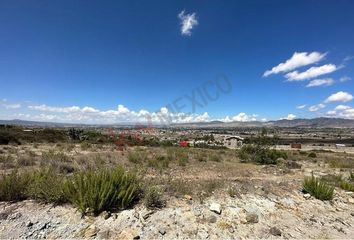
[1,181,354,239]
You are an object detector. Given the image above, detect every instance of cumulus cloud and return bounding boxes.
[325,104,354,119]
[220,113,258,122]
[326,110,337,116]
[296,104,307,109]
[335,105,351,110]
[282,114,296,120]
[309,103,326,112]
[285,64,337,81]
[178,10,198,36]
[324,91,353,103]
[263,51,326,77]
[306,78,334,87]
[340,76,351,82]
[26,103,215,124]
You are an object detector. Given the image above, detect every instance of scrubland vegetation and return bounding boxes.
[1,125,354,220]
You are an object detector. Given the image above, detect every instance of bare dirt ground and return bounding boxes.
[1,144,354,239]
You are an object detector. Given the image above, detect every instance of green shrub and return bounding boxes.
[308,152,317,158]
[238,145,287,165]
[26,168,67,204]
[339,181,354,192]
[303,175,334,200]
[64,167,139,215]
[128,150,147,164]
[144,186,165,209]
[210,154,222,162]
[0,169,31,201]
[80,142,91,151]
[176,149,189,166]
[227,185,238,198]
[329,158,354,168]
[148,155,169,170]
[41,150,74,173]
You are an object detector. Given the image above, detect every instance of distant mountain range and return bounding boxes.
[1,117,354,128]
[174,118,354,128]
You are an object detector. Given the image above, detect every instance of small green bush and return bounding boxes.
[238,145,287,165]
[128,150,147,164]
[227,185,238,198]
[339,181,354,192]
[41,150,74,173]
[176,149,189,166]
[303,175,334,200]
[26,168,67,204]
[0,169,31,201]
[144,186,165,209]
[308,152,317,158]
[64,167,139,215]
[148,155,169,170]
[210,154,222,162]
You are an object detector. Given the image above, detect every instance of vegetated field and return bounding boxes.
[1,125,354,239]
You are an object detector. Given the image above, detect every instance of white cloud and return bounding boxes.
[263,51,326,77]
[117,104,130,114]
[326,110,337,116]
[178,10,198,36]
[335,105,351,110]
[82,106,99,113]
[285,64,337,81]
[306,78,334,87]
[296,104,307,109]
[324,91,353,103]
[25,103,216,124]
[283,113,296,120]
[232,112,256,122]
[324,105,354,119]
[340,76,351,82]
[220,112,258,122]
[309,103,326,112]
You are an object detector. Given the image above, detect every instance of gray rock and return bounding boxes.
[142,210,155,220]
[206,214,217,223]
[159,228,166,235]
[26,221,33,227]
[246,212,259,223]
[303,193,311,199]
[270,226,282,236]
[101,211,111,220]
[209,203,222,214]
[197,228,209,239]
[97,230,110,239]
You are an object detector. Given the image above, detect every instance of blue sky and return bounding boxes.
[0,0,354,124]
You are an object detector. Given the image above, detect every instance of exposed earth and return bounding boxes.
[1,149,354,239]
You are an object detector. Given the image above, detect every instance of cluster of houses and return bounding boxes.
[179,134,244,149]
